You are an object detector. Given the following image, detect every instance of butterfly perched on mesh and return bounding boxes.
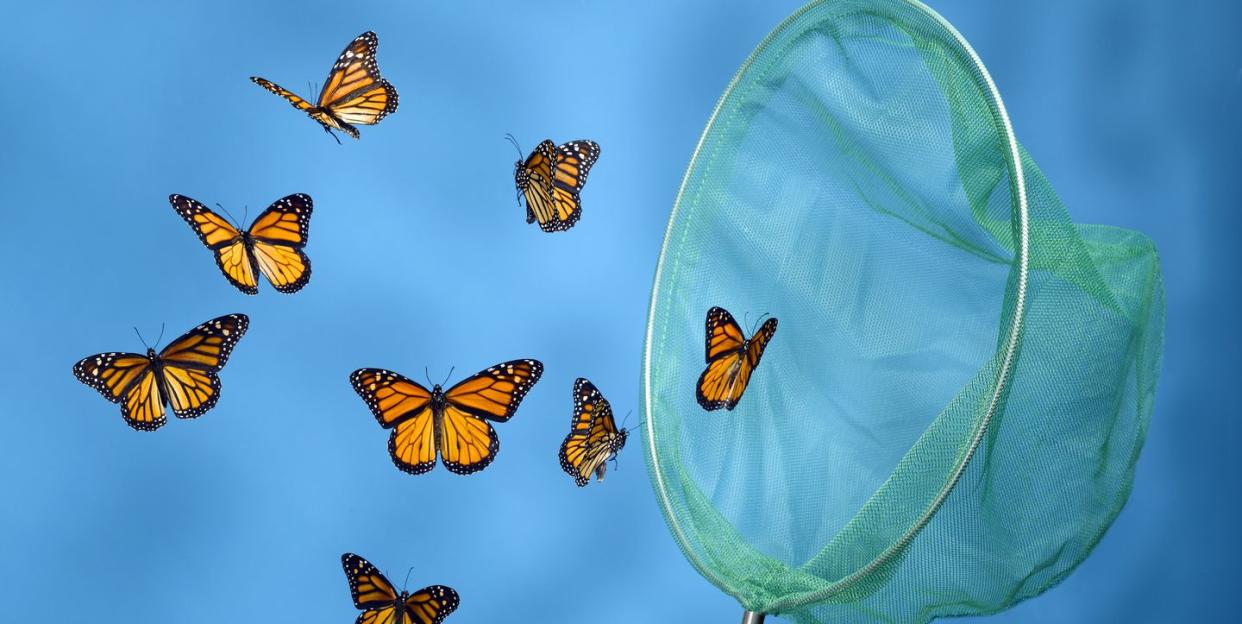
[72,314,249,431]
[559,378,629,487]
[697,307,778,411]
[342,553,459,624]
[170,193,313,295]
[509,136,600,232]
[251,31,398,143]
[350,360,543,475]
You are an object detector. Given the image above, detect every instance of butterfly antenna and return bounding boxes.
[504,133,524,158]
[215,202,243,230]
[750,312,771,335]
[133,326,149,350]
[425,366,434,387]
[441,366,455,387]
[402,567,415,593]
[153,323,166,350]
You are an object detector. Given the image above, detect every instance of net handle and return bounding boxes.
[741,611,766,624]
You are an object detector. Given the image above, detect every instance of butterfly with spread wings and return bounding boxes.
[696,307,778,411]
[350,360,543,475]
[72,314,249,431]
[510,136,600,232]
[342,553,459,624]
[251,31,398,143]
[559,378,628,487]
[170,193,313,295]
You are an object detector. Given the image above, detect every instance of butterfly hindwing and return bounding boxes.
[696,307,777,411]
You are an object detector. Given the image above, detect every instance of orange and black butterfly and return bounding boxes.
[350,360,543,475]
[696,307,778,411]
[251,31,398,143]
[559,378,628,487]
[169,193,313,295]
[509,136,600,232]
[342,553,459,624]
[72,314,249,431]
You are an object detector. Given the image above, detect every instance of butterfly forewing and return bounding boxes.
[342,553,399,609]
[443,359,543,423]
[518,139,597,232]
[404,585,460,624]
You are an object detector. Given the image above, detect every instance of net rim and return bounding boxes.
[641,0,1031,611]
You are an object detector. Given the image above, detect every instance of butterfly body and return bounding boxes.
[351,360,543,475]
[251,31,398,142]
[170,193,313,294]
[559,378,628,486]
[696,307,778,411]
[513,139,600,232]
[73,314,249,431]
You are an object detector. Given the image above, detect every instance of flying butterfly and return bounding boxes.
[251,31,398,143]
[350,360,543,475]
[696,307,778,411]
[559,378,629,487]
[72,314,249,431]
[341,553,459,624]
[170,193,313,295]
[509,136,600,232]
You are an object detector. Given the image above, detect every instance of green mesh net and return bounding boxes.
[640,1,1165,622]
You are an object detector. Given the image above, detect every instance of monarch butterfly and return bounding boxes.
[696,307,778,411]
[350,360,543,475]
[559,378,628,487]
[509,136,600,232]
[169,193,313,295]
[251,31,398,143]
[72,314,249,431]
[342,553,459,624]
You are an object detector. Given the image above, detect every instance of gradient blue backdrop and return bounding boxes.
[0,1,1234,622]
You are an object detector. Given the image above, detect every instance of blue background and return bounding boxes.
[0,1,1234,622]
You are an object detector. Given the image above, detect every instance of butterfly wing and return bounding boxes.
[247,193,313,293]
[249,76,347,136]
[73,352,165,431]
[319,31,398,129]
[351,369,437,474]
[169,194,258,294]
[560,378,623,486]
[746,317,779,368]
[342,553,401,624]
[156,313,249,419]
[403,585,460,624]
[552,140,600,193]
[439,359,543,475]
[519,141,559,229]
[702,306,746,362]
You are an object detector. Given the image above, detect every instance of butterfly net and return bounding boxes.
[640,1,1165,622]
